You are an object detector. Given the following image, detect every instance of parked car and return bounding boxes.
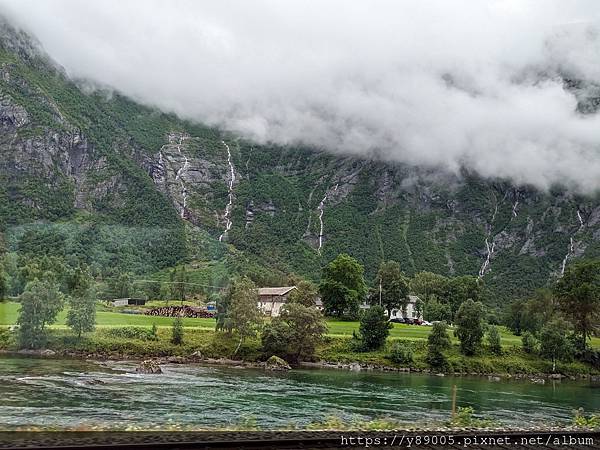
[388,317,406,324]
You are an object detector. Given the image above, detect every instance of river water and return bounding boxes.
[1,357,598,430]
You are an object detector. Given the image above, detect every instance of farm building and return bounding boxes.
[258,286,297,317]
[110,298,147,307]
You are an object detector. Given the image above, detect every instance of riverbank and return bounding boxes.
[1,326,598,380]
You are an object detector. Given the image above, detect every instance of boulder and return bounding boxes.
[265,355,291,371]
[166,356,185,364]
[136,360,162,374]
[40,349,56,356]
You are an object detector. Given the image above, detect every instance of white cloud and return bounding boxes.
[1,0,600,191]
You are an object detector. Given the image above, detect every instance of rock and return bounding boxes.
[488,376,501,382]
[265,356,291,371]
[549,373,563,380]
[40,349,56,356]
[189,351,203,360]
[136,360,162,374]
[436,373,445,377]
[166,356,185,364]
[349,362,362,372]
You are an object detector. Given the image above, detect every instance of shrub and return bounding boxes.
[427,321,451,368]
[171,317,184,345]
[389,341,414,365]
[454,299,485,356]
[486,325,502,355]
[106,326,158,341]
[357,306,391,351]
[521,331,538,354]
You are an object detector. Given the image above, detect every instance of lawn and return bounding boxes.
[1,301,598,349]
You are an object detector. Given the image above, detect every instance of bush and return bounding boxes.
[486,325,502,355]
[106,326,159,341]
[171,317,184,345]
[389,341,414,365]
[427,321,451,368]
[357,306,391,351]
[521,331,538,354]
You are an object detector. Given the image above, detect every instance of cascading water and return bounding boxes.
[174,136,189,218]
[478,201,499,279]
[317,184,338,254]
[560,210,585,275]
[219,140,236,242]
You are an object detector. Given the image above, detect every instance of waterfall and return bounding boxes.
[478,201,499,279]
[219,140,236,242]
[560,210,585,275]
[316,184,338,254]
[174,136,189,218]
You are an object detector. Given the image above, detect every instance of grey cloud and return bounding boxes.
[1,0,600,192]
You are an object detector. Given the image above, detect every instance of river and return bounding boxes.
[1,357,598,430]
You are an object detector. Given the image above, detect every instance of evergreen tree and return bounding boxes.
[358,305,391,350]
[454,299,485,355]
[171,317,184,345]
[427,321,451,368]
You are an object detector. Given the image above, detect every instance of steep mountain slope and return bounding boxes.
[1,22,599,305]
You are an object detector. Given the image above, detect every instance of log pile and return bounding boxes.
[145,305,215,318]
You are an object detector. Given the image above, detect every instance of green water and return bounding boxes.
[1,357,598,430]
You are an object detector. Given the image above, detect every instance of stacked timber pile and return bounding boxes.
[145,305,215,318]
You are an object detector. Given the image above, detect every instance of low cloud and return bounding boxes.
[1,0,600,191]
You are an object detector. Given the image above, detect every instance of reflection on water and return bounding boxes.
[0,357,598,430]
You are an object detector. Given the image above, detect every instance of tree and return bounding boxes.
[171,317,184,345]
[109,272,133,299]
[486,325,502,355]
[554,260,600,351]
[319,254,367,318]
[17,280,64,349]
[66,286,97,338]
[0,262,6,300]
[423,295,452,322]
[288,280,318,306]
[539,320,574,372]
[410,272,450,302]
[506,289,557,335]
[427,321,451,367]
[454,299,485,355]
[521,331,538,354]
[448,276,482,320]
[215,291,233,333]
[357,305,391,350]
[372,261,409,317]
[261,302,327,362]
[228,277,262,354]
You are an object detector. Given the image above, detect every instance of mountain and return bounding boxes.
[1,22,599,306]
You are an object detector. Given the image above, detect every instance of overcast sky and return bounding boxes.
[1,0,600,192]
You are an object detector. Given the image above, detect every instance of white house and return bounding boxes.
[388,295,422,320]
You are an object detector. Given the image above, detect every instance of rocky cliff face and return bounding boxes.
[0,22,599,304]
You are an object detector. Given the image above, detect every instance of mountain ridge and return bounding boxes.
[1,22,599,307]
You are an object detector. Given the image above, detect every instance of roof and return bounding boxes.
[408,295,421,303]
[258,286,297,297]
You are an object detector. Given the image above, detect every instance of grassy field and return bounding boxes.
[2,301,599,348]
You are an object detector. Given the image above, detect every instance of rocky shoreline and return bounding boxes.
[3,349,599,382]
